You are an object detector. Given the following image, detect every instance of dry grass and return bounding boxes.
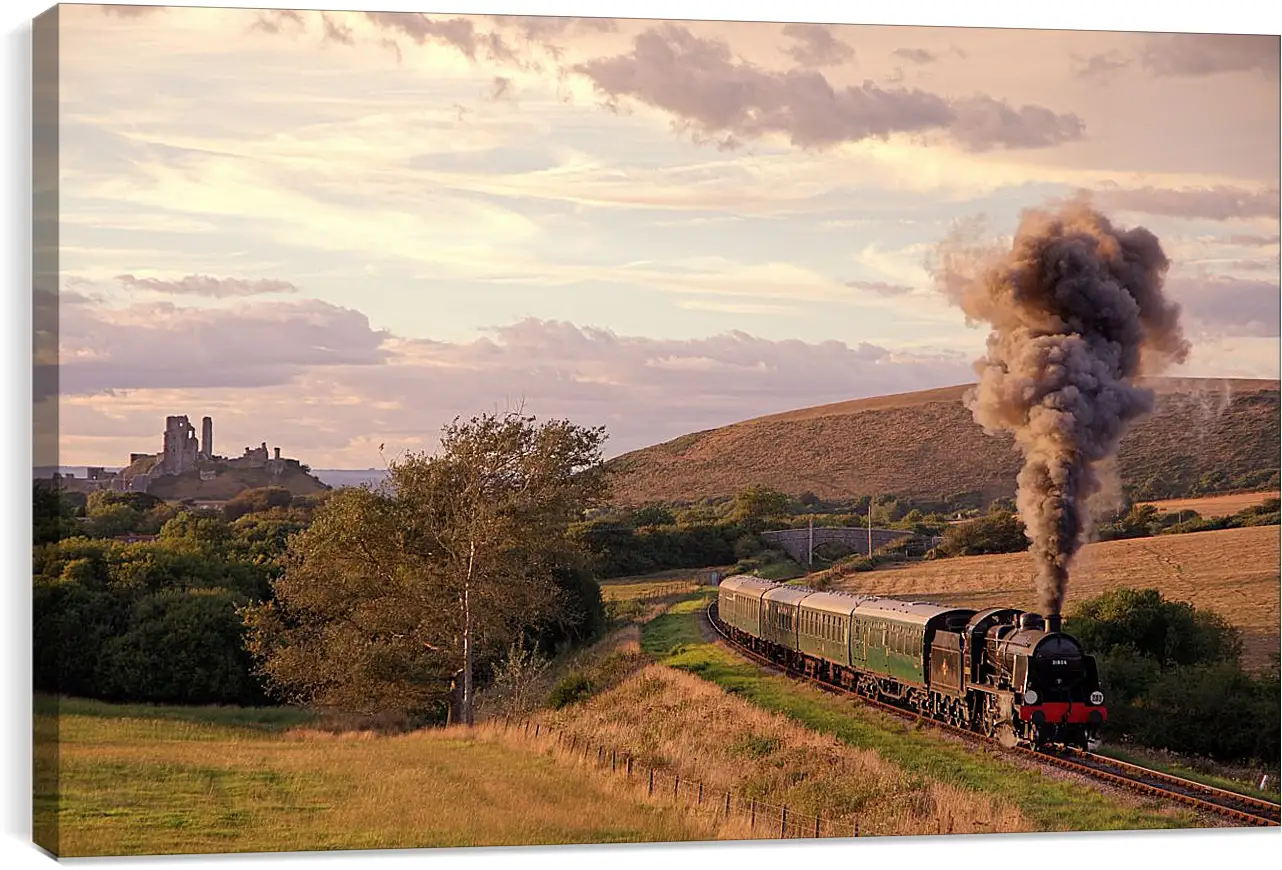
[827,525,1280,670]
[1141,490,1280,517]
[36,701,734,857]
[535,664,1030,837]
[605,378,1279,504]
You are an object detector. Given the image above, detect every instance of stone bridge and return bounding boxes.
[760,526,915,565]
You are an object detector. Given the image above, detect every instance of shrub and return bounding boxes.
[1067,588,1271,764]
[548,673,595,709]
[936,511,1028,557]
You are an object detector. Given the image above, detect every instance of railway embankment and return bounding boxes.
[533,591,1201,834]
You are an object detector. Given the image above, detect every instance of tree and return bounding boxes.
[731,484,791,523]
[1066,587,1242,670]
[243,412,609,724]
[630,504,675,528]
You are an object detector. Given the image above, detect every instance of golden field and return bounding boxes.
[1141,490,1280,518]
[829,525,1280,670]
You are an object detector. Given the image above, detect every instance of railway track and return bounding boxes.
[702,601,1280,828]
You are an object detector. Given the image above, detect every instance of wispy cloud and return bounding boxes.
[115,274,299,298]
[781,23,856,67]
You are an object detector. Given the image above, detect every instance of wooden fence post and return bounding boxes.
[750,799,756,829]
[648,768,654,795]
[724,791,731,819]
[674,774,680,799]
[698,782,703,804]
[627,756,633,777]
[814,816,820,838]
[781,807,788,838]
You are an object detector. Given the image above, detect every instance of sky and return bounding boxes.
[40,3,1281,469]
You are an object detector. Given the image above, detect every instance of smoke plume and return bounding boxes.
[933,201,1190,616]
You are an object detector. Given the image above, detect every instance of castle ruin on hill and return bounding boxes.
[102,414,303,493]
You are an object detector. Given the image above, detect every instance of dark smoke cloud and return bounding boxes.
[932,202,1190,616]
[574,25,1084,152]
[781,23,856,67]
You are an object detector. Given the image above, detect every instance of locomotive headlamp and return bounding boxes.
[1023,689,1039,705]
[1090,691,1104,705]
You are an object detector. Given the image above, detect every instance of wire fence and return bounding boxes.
[493,715,859,839]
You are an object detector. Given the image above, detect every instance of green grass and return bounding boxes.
[36,695,316,732]
[1096,745,1280,803]
[643,593,1197,832]
[35,694,723,856]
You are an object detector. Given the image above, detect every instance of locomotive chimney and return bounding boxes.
[1046,614,1062,633]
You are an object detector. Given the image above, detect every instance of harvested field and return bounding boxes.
[1141,491,1280,518]
[829,526,1280,670]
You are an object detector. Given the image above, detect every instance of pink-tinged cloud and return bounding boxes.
[573,24,1084,152]
[53,302,976,461]
[1087,183,1281,220]
[58,298,389,396]
[781,23,856,67]
[1168,276,1281,338]
[1141,33,1280,78]
[115,274,299,298]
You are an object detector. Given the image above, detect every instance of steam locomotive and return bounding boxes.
[716,577,1107,750]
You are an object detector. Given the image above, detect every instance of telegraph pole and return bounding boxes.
[867,500,872,556]
[808,515,814,567]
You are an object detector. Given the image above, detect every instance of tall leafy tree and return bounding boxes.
[243,412,609,723]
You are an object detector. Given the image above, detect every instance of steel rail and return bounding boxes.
[703,600,1279,828]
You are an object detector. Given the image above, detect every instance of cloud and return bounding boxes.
[114,274,300,298]
[573,25,1084,152]
[947,95,1085,151]
[1169,275,1281,338]
[1141,33,1280,78]
[98,4,164,17]
[363,12,519,64]
[491,15,618,41]
[54,307,974,464]
[845,279,914,296]
[1087,183,1281,220]
[892,47,939,65]
[781,23,856,67]
[250,10,306,35]
[58,298,389,396]
[321,13,355,47]
[1228,233,1281,247]
[1070,50,1131,80]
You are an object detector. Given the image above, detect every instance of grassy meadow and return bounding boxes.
[34,695,736,857]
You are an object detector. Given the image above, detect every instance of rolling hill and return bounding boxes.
[604,377,1280,506]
